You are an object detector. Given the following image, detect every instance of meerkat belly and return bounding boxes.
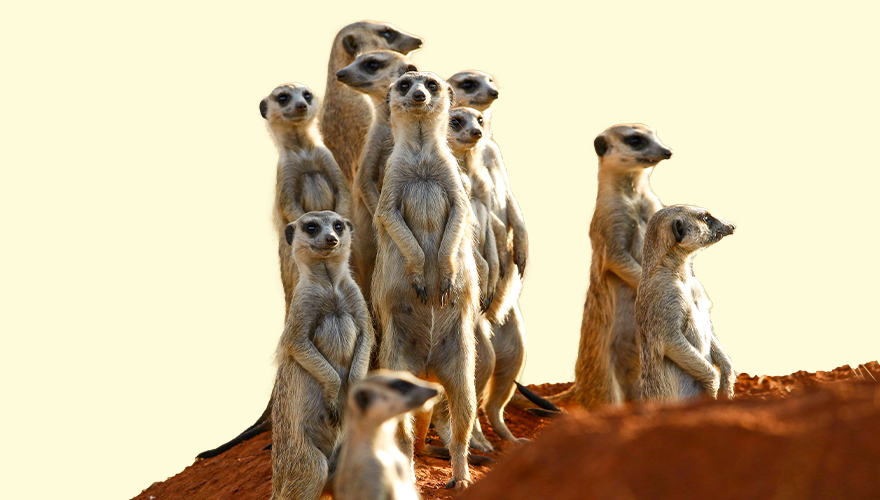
[487,169,509,225]
[400,178,450,249]
[299,172,336,213]
[312,313,358,371]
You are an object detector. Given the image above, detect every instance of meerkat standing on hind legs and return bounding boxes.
[335,50,418,305]
[320,21,423,185]
[638,205,736,402]
[373,72,480,489]
[547,124,672,409]
[272,211,374,500]
[334,371,440,500]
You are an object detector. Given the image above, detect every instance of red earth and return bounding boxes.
[133,362,880,500]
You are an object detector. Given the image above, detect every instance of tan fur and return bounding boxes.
[372,72,479,489]
[320,21,423,185]
[336,50,418,306]
[637,205,736,402]
[261,83,351,319]
[271,211,374,500]
[552,124,672,409]
[334,371,440,500]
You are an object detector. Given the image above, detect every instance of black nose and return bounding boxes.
[470,129,482,138]
[336,69,348,81]
[412,90,426,102]
[662,148,673,159]
[325,235,338,246]
[296,102,308,111]
[489,89,499,98]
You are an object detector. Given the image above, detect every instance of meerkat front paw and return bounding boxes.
[704,371,721,398]
[514,249,527,275]
[438,273,455,307]
[410,274,428,304]
[325,398,340,427]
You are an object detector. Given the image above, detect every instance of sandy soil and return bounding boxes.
[132,361,879,500]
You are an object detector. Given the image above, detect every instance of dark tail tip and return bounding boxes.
[515,381,563,413]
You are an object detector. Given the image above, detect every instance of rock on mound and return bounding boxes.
[460,376,880,500]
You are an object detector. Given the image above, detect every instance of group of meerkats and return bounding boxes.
[196,20,738,500]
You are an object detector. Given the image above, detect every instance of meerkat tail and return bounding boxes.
[514,382,562,413]
[196,398,272,459]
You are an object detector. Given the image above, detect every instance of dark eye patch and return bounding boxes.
[333,221,344,235]
[396,79,411,92]
[450,117,462,131]
[459,80,476,91]
[624,135,647,150]
[363,58,384,72]
[276,93,290,105]
[381,27,398,42]
[426,80,439,92]
[477,116,483,125]
[302,91,313,103]
[388,380,416,394]
[305,222,319,234]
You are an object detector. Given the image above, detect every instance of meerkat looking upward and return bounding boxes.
[335,50,418,305]
[260,83,351,319]
[334,371,440,500]
[638,205,736,402]
[549,124,672,409]
[320,21,423,185]
[272,211,374,500]
[373,72,480,489]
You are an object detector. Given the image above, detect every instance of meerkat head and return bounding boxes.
[448,71,499,111]
[594,124,673,172]
[335,50,418,97]
[335,21,423,61]
[260,83,318,129]
[448,107,485,154]
[644,205,736,270]
[348,370,440,426]
[285,211,354,265]
[387,72,454,119]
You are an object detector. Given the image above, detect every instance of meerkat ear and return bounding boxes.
[406,63,418,73]
[672,219,686,243]
[342,34,358,56]
[259,98,268,119]
[285,223,296,246]
[345,219,354,232]
[594,135,608,157]
[353,388,374,412]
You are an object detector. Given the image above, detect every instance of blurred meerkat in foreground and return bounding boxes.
[447,72,531,444]
[320,21,423,185]
[335,50,418,305]
[260,83,351,318]
[334,371,440,500]
[549,124,672,409]
[638,205,736,402]
[373,72,480,489]
[272,211,374,500]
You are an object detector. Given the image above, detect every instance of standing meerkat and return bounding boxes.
[447,72,531,444]
[320,21,423,185]
[272,211,374,500]
[638,205,736,402]
[549,124,672,409]
[335,50,418,305]
[260,83,351,318]
[334,370,440,500]
[373,72,480,489]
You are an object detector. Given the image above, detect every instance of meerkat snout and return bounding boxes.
[412,88,427,102]
[335,68,349,80]
[325,234,339,247]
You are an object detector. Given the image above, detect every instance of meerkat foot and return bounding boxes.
[445,479,472,490]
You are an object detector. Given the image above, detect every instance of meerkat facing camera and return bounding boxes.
[335,50,418,305]
[261,83,351,319]
[320,21,423,185]
[334,370,440,500]
[373,72,480,489]
[638,205,736,402]
[272,211,374,500]
[549,124,672,409]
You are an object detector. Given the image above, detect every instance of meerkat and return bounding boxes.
[334,370,440,500]
[447,73,532,444]
[261,83,351,318]
[549,124,672,409]
[271,211,374,500]
[320,21,423,185]
[372,72,480,489]
[335,50,418,305]
[637,205,736,402]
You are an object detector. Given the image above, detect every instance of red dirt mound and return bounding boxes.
[132,362,879,500]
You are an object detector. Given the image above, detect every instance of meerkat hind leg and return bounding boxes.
[485,305,529,443]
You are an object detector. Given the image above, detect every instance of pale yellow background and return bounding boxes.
[2,1,879,499]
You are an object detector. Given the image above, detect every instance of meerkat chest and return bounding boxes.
[311,300,358,363]
[398,170,451,231]
[681,278,713,355]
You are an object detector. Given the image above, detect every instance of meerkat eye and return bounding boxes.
[305,223,318,234]
[365,60,380,71]
[460,81,475,91]
[426,80,438,91]
[450,118,462,131]
[276,93,290,104]
[388,380,415,394]
[397,80,411,92]
[477,116,483,125]
[302,92,312,103]
[382,28,397,41]
[334,221,344,232]
[625,135,646,149]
